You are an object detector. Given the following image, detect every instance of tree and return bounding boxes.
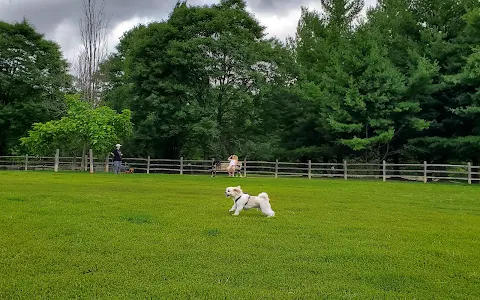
[103,0,295,159]
[405,7,480,164]
[290,1,369,161]
[0,20,70,155]
[323,39,431,161]
[75,0,109,107]
[293,7,331,82]
[320,0,364,32]
[385,0,480,163]
[291,0,436,162]
[20,94,133,159]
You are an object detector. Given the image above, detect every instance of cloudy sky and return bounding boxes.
[1,0,377,64]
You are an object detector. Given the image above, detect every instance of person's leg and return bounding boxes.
[114,161,120,174]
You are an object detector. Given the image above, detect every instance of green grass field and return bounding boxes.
[1,172,479,299]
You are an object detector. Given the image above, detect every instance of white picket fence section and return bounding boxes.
[0,151,479,184]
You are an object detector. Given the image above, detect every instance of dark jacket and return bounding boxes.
[112,149,122,161]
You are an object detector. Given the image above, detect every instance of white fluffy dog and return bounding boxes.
[225,186,275,217]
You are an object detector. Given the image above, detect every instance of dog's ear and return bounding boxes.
[233,187,241,193]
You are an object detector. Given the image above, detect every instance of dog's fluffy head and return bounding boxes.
[225,186,242,198]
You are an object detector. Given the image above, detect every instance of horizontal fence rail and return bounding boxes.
[1,151,479,185]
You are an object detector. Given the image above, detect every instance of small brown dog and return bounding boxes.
[124,168,134,174]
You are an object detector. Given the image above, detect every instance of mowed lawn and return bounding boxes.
[1,172,479,299]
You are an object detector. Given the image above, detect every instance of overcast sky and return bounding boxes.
[0,0,377,64]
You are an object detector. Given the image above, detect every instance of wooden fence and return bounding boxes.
[0,151,479,184]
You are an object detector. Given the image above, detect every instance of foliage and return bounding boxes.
[0,20,70,155]
[102,0,296,159]
[3,0,480,164]
[20,94,132,156]
[290,0,480,163]
[320,0,365,32]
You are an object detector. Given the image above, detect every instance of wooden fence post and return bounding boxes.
[211,158,215,177]
[275,159,278,178]
[147,156,151,174]
[54,149,59,172]
[84,155,88,171]
[467,162,472,185]
[423,161,427,183]
[180,157,183,174]
[105,156,109,173]
[308,160,312,179]
[24,154,28,171]
[89,149,94,174]
[243,159,247,177]
[343,160,348,180]
[382,160,386,182]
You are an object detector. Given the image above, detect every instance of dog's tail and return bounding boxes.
[258,192,270,201]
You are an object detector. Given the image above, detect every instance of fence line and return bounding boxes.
[0,150,479,184]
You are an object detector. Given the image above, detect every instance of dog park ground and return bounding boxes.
[1,171,479,299]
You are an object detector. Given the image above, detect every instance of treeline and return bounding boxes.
[1,0,480,164]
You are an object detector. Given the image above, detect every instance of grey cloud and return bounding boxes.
[247,0,313,15]
[0,0,378,64]
[247,0,377,15]
[0,0,184,38]
[0,0,199,62]
[1,0,379,38]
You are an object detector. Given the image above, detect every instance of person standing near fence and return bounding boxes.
[111,144,123,174]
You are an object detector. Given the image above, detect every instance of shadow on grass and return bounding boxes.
[6,197,26,202]
[205,228,221,236]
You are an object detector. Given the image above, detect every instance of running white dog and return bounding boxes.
[224,186,275,217]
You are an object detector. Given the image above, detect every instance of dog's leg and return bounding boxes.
[260,202,275,217]
[229,203,236,212]
[232,206,243,215]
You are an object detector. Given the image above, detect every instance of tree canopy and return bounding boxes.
[20,94,132,157]
[0,20,70,155]
[2,0,480,165]
[102,0,295,159]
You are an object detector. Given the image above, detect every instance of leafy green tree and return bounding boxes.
[293,7,331,84]
[20,94,132,157]
[103,0,294,159]
[0,20,70,155]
